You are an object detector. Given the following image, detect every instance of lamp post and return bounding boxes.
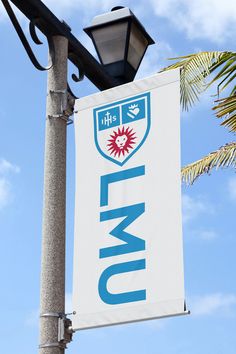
[1,1,155,353]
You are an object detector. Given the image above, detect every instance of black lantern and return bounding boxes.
[84,6,155,84]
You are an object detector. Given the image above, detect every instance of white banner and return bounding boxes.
[72,69,187,330]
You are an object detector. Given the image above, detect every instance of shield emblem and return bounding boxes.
[93,92,151,166]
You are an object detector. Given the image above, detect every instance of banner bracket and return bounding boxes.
[47,89,75,125]
[39,312,75,349]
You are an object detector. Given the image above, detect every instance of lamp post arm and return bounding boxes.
[1,0,56,71]
[3,0,120,90]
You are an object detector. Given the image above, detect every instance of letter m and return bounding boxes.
[100,203,145,258]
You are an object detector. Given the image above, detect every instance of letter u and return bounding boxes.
[98,259,146,305]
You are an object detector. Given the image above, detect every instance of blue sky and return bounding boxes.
[0,0,236,353]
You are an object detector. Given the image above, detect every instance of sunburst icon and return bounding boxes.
[107,126,136,157]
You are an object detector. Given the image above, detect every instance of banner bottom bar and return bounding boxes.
[72,310,190,332]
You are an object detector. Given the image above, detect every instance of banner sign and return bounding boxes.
[72,69,187,330]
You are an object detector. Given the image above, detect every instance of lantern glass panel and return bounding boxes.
[92,22,128,65]
[127,23,148,70]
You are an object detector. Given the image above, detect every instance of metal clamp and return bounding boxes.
[49,89,67,94]
[39,342,66,349]
[47,89,75,125]
[47,114,73,125]
[40,312,61,318]
[39,312,75,349]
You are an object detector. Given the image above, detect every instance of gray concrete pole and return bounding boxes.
[39,36,68,354]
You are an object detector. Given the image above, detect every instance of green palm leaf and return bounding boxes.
[208,57,236,92]
[181,142,236,184]
[162,51,236,183]
[161,51,236,110]
[213,95,236,132]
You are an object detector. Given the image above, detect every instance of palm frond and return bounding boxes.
[161,51,236,110]
[208,57,236,92]
[182,142,236,184]
[213,95,236,132]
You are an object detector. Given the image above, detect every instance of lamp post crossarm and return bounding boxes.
[1,0,56,71]
[2,0,120,90]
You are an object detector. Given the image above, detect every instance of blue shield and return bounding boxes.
[93,92,151,166]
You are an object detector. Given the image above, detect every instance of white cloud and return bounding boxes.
[0,158,20,174]
[1,0,131,26]
[197,230,218,241]
[141,318,167,331]
[0,2,26,23]
[136,40,174,79]
[0,158,20,210]
[189,229,218,241]
[1,0,128,26]
[44,0,119,24]
[0,3,6,22]
[25,308,39,327]
[228,176,236,201]
[188,229,218,242]
[190,293,236,316]
[114,317,167,334]
[0,178,11,210]
[25,302,74,328]
[3,0,236,44]
[149,0,236,43]
[182,194,214,223]
[25,292,73,328]
[65,292,73,314]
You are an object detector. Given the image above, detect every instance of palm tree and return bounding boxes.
[161,51,236,184]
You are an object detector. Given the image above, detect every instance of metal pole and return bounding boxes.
[39,35,68,354]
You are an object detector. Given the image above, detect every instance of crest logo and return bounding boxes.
[93,93,151,166]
